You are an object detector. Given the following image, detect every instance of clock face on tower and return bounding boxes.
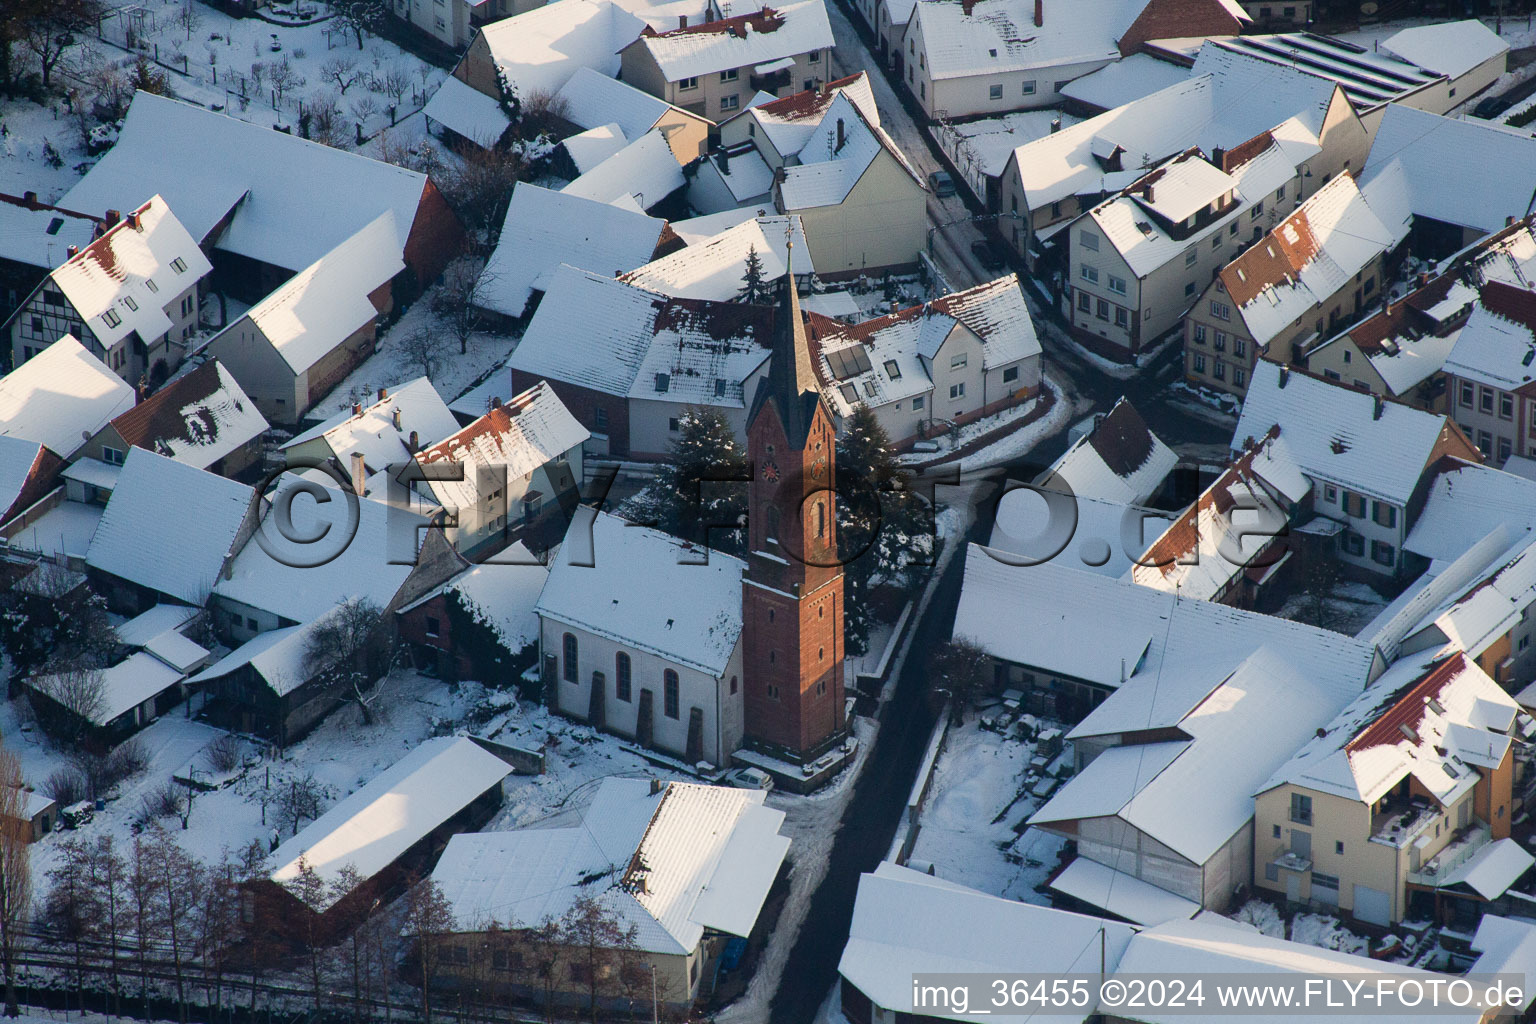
[762,461,780,483]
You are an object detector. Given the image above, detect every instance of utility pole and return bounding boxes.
[650,964,658,1024]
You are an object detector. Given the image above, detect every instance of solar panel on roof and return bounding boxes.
[826,346,871,380]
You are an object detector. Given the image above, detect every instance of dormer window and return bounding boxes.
[655,372,670,393]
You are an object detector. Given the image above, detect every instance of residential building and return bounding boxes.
[0,335,134,460]
[691,74,928,276]
[1255,651,1530,927]
[411,381,588,558]
[395,556,549,683]
[1067,140,1302,360]
[618,0,835,118]
[1236,0,1311,26]
[5,196,211,387]
[1378,19,1509,107]
[1406,457,1536,567]
[389,0,514,53]
[1232,361,1482,576]
[899,0,1246,120]
[0,437,64,531]
[555,66,713,164]
[805,275,1042,445]
[0,790,57,844]
[24,649,202,746]
[452,0,648,102]
[538,508,747,767]
[428,779,789,1014]
[202,214,403,426]
[507,265,773,458]
[0,192,97,329]
[623,215,812,302]
[281,378,461,487]
[560,128,688,213]
[1042,396,1177,506]
[78,360,268,477]
[1183,172,1409,397]
[249,737,512,945]
[62,93,463,301]
[989,484,1176,581]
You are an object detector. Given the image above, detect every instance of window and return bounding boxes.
[594,407,609,431]
[912,395,925,410]
[1096,298,1109,321]
[102,308,121,328]
[425,616,441,637]
[1252,200,1264,217]
[1324,484,1337,503]
[1371,540,1396,567]
[1213,359,1226,381]
[1363,276,1375,295]
[679,76,698,90]
[949,382,965,399]
[816,500,826,538]
[1460,381,1475,407]
[43,288,64,307]
[1228,222,1238,237]
[1371,501,1397,529]
[1500,436,1513,463]
[1022,80,1036,95]
[655,372,670,393]
[1335,840,1344,855]
[122,296,137,312]
[1079,264,1099,284]
[1107,274,1126,295]
[1290,793,1313,825]
[1481,387,1495,414]
[1233,338,1247,358]
[28,316,41,334]
[1210,301,1231,321]
[143,278,158,294]
[1342,530,1364,556]
[1080,230,1099,251]
[808,49,820,62]
[1311,871,1339,891]
[664,670,680,719]
[885,359,902,379]
[616,653,632,702]
[170,257,187,274]
[1344,491,1366,518]
[1002,365,1019,383]
[1192,353,1207,373]
[562,633,577,682]
[668,417,680,432]
[950,352,967,369]
[1265,863,1280,882]
[101,446,126,466]
[1214,331,1226,351]
[1234,368,1245,387]
[1272,824,1282,839]
[1114,307,1128,328]
[1077,291,1091,313]
[720,68,738,82]
[989,84,1003,100]
[1211,235,1222,251]
[1501,393,1515,420]
[1051,201,1062,218]
[1185,248,1197,267]
[720,94,739,112]
[1185,281,1196,297]
[246,616,259,631]
[1480,429,1494,454]
[1192,324,1206,344]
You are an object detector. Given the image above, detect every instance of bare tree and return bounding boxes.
[560,895,641,1023]
[175,0,200,41]
[285,855,329,1012]
[383,62,411,107]
[195,849,241,1019]
[431,256,492,354]
[45,838,95,1013]
[927,638,993,723]
[0,747,31,1018]
[404,878,456,1024]
[528,914,568,1018]
[32,661,107,744]
[398,324,449,380]
[144,826,203,1023]
[89,835,128,1018]
[436,145,526,239]
[128,835,160,1019]
[330,864,371,1024]
[303,596,387,724]
[350,93,379,129]
[332,0,387,49]
[22,0,100,90]
[321,55,364,96]
[248,60,266,95]
[276,772,326,837]
[269,57,302,106]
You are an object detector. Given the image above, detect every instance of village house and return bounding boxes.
[77,359,269,478]
[450,0,648,104]
[0,335,134,461]
[282,377,461,490]
[508,265,773,458]
[1233,0,1310,25]
[898,0,1246,121]
[0,192,97,330]
[538,508,746,767]
[0,789,57,844]
[0,436,65,542]
[1182,172,1409,398]
[5,195,211,387]
[410,381,588,559]
[555,66,713,165]
[805,275,1042,446]
[395,555,548,684]
[619,0,835,119]
[389,0,514,53]
[61,93,462,302]
[690,75,928,276]
[1233,361,1482,577]
[623,215,810,302]
[202,214,404,427]
[560,128,688,214]
[428,778,789,1013]
[1254,651,1532,928]
[249,737,513,945]
[1043,397,1178,507]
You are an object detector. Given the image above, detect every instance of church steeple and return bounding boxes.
[751,239,822,448]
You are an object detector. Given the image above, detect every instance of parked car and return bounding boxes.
[723,766,774,791]
[971,239,1006,271]
[928,170,957,197]
[1474,94,1515,120]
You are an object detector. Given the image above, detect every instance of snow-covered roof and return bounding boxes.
[1058,53,1191,111]
[537,508,744,676]
[476,0,647,96]
[1406,459,1536,563]
[1232,361,1461,506]
[629,0,833,83]
[561,129,686,209]
[115,604,199,649]
[1196,32,1442,111]
[838,863,1135,1023]
[0,335,135,459]
[736,72,880,158]
[184,623,308,695]
[1471,915,1536,1007]
[0,194,96,271]
[414,381,587,512]
[49,195,211,352]
[1443,287,1536,395]
[1048,856,1199,927]
[423,75,511,146]
[563,123,630,174]
[1380,19,1508,80]
[1112,917,1486,1024]
[86,448,255,605]
[622,215,809,301]
[285,377,459,476]
[1044,397,1175,506]
[1362,107,1536,235]
[989,488,1174,579]
[1034,645,1365,865]
[63,93,429,274]
[1261,650,1518,806]
[238,212,403,375]
[776,90,924,211]
[1443,837,1533,900]
[213,476,426,622]
[512,265,773,407]
[479,183,665,319]
[4,502,102,561]
[107,360,268,471]
[1397,532,1536,664]
[0,436,53,523]
[401,552,548,655]
[143,629,211,674]
[908,0,1130,81]
[30,651,185,727]
[556,66,683,142]
[270,737,513,910]
[432,779,788,954]
[954,545,1379,733]
[1222,174,1407,350]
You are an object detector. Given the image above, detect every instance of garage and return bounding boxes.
[1353,884,1391,927]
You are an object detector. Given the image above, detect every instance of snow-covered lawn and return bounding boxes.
[1275,579,1389,636]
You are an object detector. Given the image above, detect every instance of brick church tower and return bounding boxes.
[740,244,846,761]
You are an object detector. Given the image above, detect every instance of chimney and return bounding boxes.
[377,386,388,401]
[1373,393,1384,421]
[1278,365,1290,388]
[128,212,141,231]
[679,13,687,26]
[1144,183,1154,203]
[352,403,363,416]
[490,396,503,409]
[836,117,845,152]
[104,209,121,227]
[408,429,419,451]
[1417,271,1429,287]
[350,451,366,497]
[719,145,730,174]
[1049,117,1061,134]
[1033,0,1042,26]
[66,245,78,259]
[1211,146,1225,169]
[1509,215,1518,227]
[649,778,664,795]
[392,407,402,431]
[22,191,37,208]
[889,299,899,314]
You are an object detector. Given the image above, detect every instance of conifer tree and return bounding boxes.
[739,244,768,303]
[646,408,749,555]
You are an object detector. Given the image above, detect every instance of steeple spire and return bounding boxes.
[754,231,821,447]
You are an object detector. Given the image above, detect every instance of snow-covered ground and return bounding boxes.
[900,371,1074,472]
[1275,579,1389,636]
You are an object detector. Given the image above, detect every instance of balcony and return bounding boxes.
[749,66,792,95]
[1406,824,1492,888]
[1370,798,1439,849]
[1269,848,1312,873]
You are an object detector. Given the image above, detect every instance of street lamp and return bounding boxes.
[650,963,659,1024]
